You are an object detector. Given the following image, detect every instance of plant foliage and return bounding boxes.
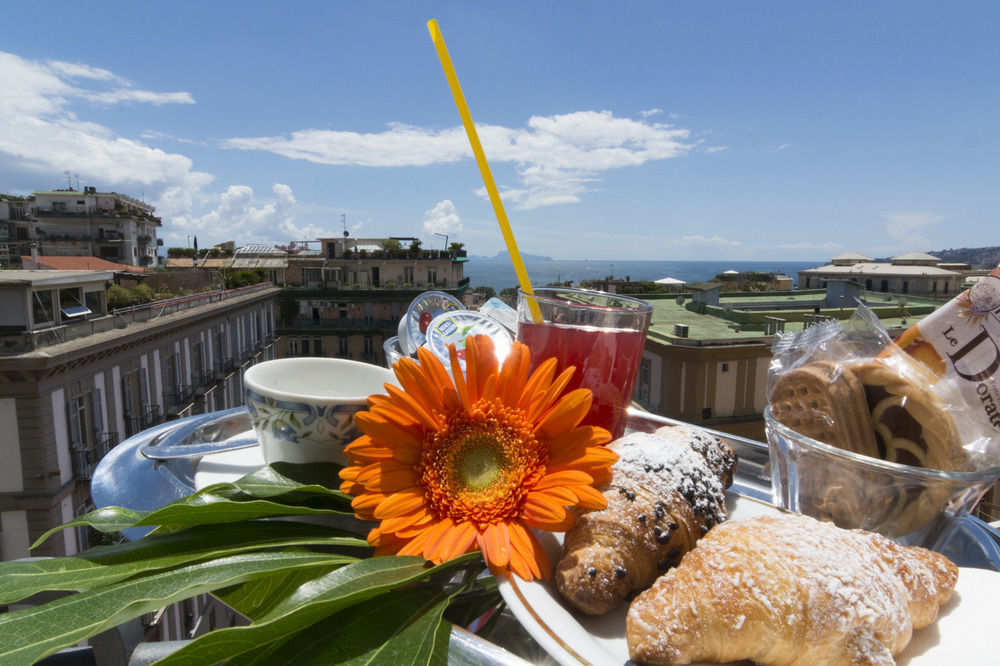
[0,464,499,665]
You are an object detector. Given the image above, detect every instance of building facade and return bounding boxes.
[0,271,278,561]
[798,252,965,297]
[0,188,162,268]
[276,236,470,366]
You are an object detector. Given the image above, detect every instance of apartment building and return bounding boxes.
[0,188,162,268]
[276,236,470,365]
[0,270,278,561]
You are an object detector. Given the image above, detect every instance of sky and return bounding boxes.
[1,1,998,261]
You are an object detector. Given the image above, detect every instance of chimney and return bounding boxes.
[674,323,689,338]
[30,241,39,268]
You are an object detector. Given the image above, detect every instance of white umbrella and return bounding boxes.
[655,276,686,285]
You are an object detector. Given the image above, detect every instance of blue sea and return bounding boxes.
[463,258,822,294]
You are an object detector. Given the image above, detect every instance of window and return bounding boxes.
[427,267,437,284]
[66,390,107,479]
[192,340,206,385]
[721,362,729,372]
[339,336,349,356]
[122,368,150,436]
[636,358,651,406]
[288,337,299,356]
[313,336,323,356]
[364,335,374,356]
[84,290,104,316]
[403,266,414,284]
[301,338,310,356]
[32,289,55,326]
[59,287,91,319]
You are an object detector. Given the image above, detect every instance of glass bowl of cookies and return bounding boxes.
[765,403,1000,549]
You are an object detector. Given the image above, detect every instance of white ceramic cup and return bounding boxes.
[243,357,394,465]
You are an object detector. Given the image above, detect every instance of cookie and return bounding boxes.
[847,360,965,472]
[770,360,880,458]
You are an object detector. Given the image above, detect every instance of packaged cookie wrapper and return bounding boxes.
[769,304,996,468]
[766,305,1000,545]
[895,266,1000,438]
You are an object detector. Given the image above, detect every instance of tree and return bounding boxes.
[473,285,496,299]
[382,238,401,253]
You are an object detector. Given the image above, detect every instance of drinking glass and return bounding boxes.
[516,287,652,439]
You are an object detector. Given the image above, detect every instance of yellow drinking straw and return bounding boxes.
[427,19,542,323]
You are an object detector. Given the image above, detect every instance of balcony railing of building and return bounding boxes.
[163,385,194,415]
[216,356,235,378]
[110,282,275,326]
[276,317,400,333]
[5,284,276,354]
[281,276,470,295]
[70,432,119,481]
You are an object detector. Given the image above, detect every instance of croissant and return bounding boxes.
[554,425,736,615]
[627,513,959,665]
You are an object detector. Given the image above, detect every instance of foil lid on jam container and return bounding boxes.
[397,291,465,356]
[479,297,518,333]
[424,310,514,371]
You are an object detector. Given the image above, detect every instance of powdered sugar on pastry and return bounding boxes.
[627,513,958,665]
[554,427,736,615]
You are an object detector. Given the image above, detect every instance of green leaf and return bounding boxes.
[153,554,481,666]
[1,522,366,604]
[238,586,455,665]
[31,506,148,548]
[0,550,350,666]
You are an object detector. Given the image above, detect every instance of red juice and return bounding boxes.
[517,321,646,439]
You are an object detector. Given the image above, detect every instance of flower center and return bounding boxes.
[456,436,504,491]
[420,399,546,528]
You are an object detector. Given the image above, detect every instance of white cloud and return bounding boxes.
[0,51,206,193]
[639,108,663,118]
[881,210,947,246]
[422,200,462,239]
[680,234,744,248]
[224,110,696,211]
[162,183,336,248]
[772,143,791,152]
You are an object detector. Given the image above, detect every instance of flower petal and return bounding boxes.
[417,346,461,412]
[526,366,576,424]
[497,342,531,405]
[384,383,441,431]
[517,357,557,412]
[508,522,547,581]
[571,483,608,511]
[477,522,510,570]
[526,486,577,507]
[534,469,594,490]
[379,506,434,535]
[437,520,478,561]
[374,488,427,519]
[535,388,593,439]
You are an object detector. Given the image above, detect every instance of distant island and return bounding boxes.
[470,250,554,261]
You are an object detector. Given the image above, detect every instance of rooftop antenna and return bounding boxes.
[64,170,72,189]
[342,213,349,238]
[75,173,80,190]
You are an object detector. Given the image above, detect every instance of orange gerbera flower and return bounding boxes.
[339,334,616,581]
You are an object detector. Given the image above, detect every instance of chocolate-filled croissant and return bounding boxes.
[554,425,736,615]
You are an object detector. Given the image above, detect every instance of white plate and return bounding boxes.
[497,494,998,666]
[194,445,265,489]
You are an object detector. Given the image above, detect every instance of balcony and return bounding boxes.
[163,386,194,414]
[277,317,399,334]
[142,404,161,428]
[70,432,118,481]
